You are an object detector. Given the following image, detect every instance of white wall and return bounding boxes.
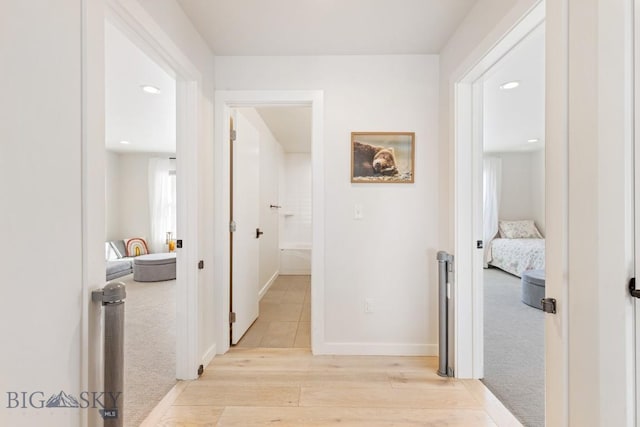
[556,0,635,424]
[106,151,121,240]
[117,153,151,240]
[0,4,216,422]
[281,153,312,246]
[105,152,176,245]
[216,55,439,353]
[0,1,85,425]
[237,108,285,294]
[496,153,533,221]
[489,151,545,234]
[530,148,545,235]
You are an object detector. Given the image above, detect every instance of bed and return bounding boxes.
[487,238,545,277]
[486,219,545,277]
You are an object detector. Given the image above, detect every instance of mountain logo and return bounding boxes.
[45,391,80,408]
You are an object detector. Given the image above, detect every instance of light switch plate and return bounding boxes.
[354,203,363,220]
[365,298,374,313]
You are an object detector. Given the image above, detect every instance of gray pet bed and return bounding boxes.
[521,269,546,310]
[133,253,176,282]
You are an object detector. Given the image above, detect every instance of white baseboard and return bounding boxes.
[280,268,311,275]
[313,342,437,356]
[259,271,279,300]
[201,343,217,368]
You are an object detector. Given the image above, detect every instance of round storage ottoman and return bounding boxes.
[133,253,176,282]
[521,269,546,310]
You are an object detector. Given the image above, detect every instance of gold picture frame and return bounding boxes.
[351,132,415,183]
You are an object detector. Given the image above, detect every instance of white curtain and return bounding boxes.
[148,157,176,253]
[483,157,502,266]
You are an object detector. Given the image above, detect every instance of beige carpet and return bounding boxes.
[116,274,176,427]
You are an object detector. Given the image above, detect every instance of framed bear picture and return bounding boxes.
[351,132,415,183]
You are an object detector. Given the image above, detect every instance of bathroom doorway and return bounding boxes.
[230,106,313,348]
[213,90,324,355]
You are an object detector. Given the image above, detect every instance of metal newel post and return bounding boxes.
[437,251,452,377]
[93,282,126,427]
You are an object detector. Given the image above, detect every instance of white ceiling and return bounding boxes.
[256,107,312,153]
[107,1,537,155]
[177,0,478,55]
[105,21,176,154]
[483,24,545,153]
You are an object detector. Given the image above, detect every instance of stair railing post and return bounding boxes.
[92,282,126,426]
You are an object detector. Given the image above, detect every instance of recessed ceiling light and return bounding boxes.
[141,85,161,94]
[499,81,520,90]
[527,138,539,143]
[120,140,130,145]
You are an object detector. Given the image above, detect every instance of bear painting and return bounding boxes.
[353,141,398,177]
[351,132,415,183]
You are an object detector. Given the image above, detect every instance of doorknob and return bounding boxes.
[256,228,264,239]
[629,278,640,298]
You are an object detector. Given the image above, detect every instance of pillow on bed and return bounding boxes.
[498,220,543,239]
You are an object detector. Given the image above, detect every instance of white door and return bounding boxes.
[635,2,640,420]
[633,128,640,426]
[231,110,260,344]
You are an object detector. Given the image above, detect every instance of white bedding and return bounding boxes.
[487,238,545,277]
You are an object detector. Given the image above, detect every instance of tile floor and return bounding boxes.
[235,275,310,348]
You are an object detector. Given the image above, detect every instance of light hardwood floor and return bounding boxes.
[236,275,310,348]
[142,348,523,426]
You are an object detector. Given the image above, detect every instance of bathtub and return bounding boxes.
[280,243,312,275]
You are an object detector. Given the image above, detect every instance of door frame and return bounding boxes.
[95,0,202,381]
[214,90,324,354]
[635,0,640,423]
[453,0,546,379]
[452,0,572,421]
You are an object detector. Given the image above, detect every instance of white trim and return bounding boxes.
[545,0,570,424]
[214,90,325,355]
[635,0,640,423]
[175,80,200,380]
[280,268,312,275]
[453,1,545,380]
[259,271,280,300]
[321,343,436,356]
[471,82,485,379]
[595,0,636,424]
[105,0,200,80]
[81,1,106,426]
[105,0,202,381]
[201,343,217,368]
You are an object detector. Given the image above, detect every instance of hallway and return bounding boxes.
[143,348,522,426]
[236,275,311,348]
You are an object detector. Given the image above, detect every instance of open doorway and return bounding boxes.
[229,107,312,348]
[231,106,312,348]
[104,19,178,426]
[451,1,551,426]
[215,91,324,353]
[480,23,545,427]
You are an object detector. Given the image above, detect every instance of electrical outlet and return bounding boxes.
[365,298,374,313]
